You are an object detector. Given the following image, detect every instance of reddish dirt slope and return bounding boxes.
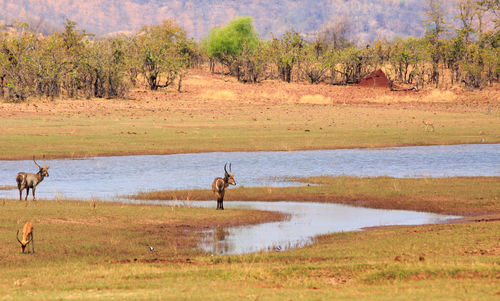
[357,69,390,88]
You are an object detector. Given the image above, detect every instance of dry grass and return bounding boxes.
[198,89,238,101]
[298,94,332,104]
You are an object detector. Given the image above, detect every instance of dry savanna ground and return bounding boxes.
[0,68,498,159]
[0,69,499,299]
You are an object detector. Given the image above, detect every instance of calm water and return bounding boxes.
[168,201,457,255]
[1,144,495,254]
[0,144,498,200]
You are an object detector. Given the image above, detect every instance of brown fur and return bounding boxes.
[16,156,49,200]
[17,222,34,253]
[211,163,236,210]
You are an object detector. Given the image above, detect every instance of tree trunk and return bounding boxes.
[0,75,4,98]
[177,74,183,92]
[285,65,292,83]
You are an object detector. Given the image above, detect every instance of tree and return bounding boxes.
[423,0,448,87]
[135,20,189,90]
[389,37,428,85]
[79,38,128,98]
[301,43,328,84]
[204,17,259,80]
[0,23,39,101]
[318,17,353,50]
[476,0,500,28]
[271,29,303,83]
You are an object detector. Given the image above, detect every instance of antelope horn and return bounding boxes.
[33,156,42,169]
[229,163,232,173]
[43,154,49,169]
[224,163,229,175]
[16,230,22,245]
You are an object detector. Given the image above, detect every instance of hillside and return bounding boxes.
[0,0,457,41]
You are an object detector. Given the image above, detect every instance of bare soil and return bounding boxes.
[0,68,498,119]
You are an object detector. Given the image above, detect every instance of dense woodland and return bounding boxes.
[0,0,498,101]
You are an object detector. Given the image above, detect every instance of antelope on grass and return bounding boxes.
[16,222,34,253]
[212,163,236,210]
[422,120,435,131]
[16,156,50,201]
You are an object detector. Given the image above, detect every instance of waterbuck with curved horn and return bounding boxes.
[16,222,34,253]
[212,163,236,210]
[16,155,50,201]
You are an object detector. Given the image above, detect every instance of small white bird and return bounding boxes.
[148,246,156,252]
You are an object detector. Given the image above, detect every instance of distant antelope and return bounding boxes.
[16,156,50,201]
[422,120,435,131]
[16,222,34,253]
[212,163,236,210]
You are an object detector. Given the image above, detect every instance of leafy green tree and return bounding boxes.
[204,17,259,80]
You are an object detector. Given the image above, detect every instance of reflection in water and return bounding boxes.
[201,226,230,254]
[164,201,459,255]
[0,144,498,200]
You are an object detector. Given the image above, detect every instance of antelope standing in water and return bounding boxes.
[212,163,236,210]
[16,222,34,253]
[16,156,50,201]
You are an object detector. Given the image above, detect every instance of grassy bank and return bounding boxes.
[0,199,498,300]
[133,176,500,217]
[1,104,497,160]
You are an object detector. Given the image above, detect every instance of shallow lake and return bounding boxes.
[0,144,498,200]
[1,144,497,254]
[150,200,458,255]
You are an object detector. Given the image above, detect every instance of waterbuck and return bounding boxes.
[212,163,236,210]
[16,222,34,253]
[16,156,50,201]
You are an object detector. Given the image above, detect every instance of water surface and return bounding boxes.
[155,200,457,255]
[1,144,487,254]
[0,144,498,200]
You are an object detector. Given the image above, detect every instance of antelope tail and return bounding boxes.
[16,173,26,188]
